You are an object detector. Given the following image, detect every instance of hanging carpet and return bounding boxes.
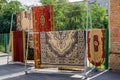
[16,10,33,31]
[34,33,40,68]
[11,31,26,62]
[32,5,54,68]
[40,30,85,68]
[32,5,54,32]
[88,29,105,66]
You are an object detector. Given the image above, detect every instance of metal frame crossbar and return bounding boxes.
[6,0,109,80]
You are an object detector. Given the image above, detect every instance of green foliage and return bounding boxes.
[41,0,86,30]
[41,0,108,30]
[90,2,108,29]
[41,0,67,5]
[0,0,108,33]
[0,0,24,33]
[0,45,5,52]
[55,3,86,30]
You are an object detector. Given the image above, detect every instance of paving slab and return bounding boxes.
[0,53,120,80]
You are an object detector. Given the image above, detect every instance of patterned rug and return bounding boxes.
[34,33,41,68]
[11,31,25,62]
[16,10,33,31]
[32,5,54,32]
[88,29,105,66]
[40,30,85,67]
[32,5,54,68]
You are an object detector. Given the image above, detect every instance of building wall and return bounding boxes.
[109,0,120,71]
[110,0,120,53]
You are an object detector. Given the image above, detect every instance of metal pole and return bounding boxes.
[88,2,97,69]
[83,0,96,78]
[104,27,109,69]
[25,9,31,74]
[85,1,99,76]
[83,0,89,79]
[7,13,14,64]
[104,0,110,69]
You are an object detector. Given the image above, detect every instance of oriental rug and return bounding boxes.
[40,30,85,68]
[16,10,33,31]
[34,33,40,68]
[32,5,54,32]
[88,29,105,66]
[11,31,25,62]
[32,5,54,68]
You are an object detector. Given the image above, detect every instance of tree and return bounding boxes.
[89,2,108,28]
[0,1,24,33]
[40,0,108,30]
[57,3,86,30]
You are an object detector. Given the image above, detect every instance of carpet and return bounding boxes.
[11,31,25,62]
[40,30,85,68]
[34,33,41,68]
[32,5,54,68]
[16,10,33,31]
[88,29,105,66]
[32,5,54,32]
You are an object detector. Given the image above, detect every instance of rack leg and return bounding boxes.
[25,71,28,75]
[93,67,98,72]
[109,68,112,71]
[82,75,88,80]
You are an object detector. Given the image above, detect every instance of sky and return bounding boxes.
[69,0,83,2]
[15,0,84,6]
[16,0,40,6]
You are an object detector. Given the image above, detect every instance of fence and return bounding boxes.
[0,33,9,53]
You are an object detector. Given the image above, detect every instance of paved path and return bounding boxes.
[0,53,120,80]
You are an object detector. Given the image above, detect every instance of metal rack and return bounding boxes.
[24,0,95,79]
[7,0,109,80]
